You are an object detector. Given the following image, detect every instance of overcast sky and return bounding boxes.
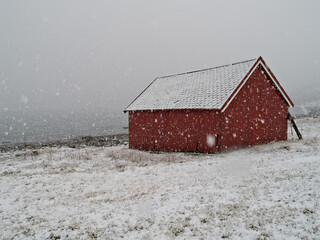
[1,0,320,114]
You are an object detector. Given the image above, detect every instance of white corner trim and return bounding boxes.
[221,60,293,112]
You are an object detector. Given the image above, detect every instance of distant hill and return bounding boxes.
[290,103,320,118]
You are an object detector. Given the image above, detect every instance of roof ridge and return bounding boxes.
[158,57,258,80]
[231,58,257,66]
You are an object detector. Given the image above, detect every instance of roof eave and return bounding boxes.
[123,77,159,113]
[123,107,221,112]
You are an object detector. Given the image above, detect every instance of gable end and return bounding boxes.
[221,57,294,112]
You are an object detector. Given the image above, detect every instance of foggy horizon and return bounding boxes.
[1,0,320,114]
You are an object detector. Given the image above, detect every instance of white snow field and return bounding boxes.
[1,118,319,240]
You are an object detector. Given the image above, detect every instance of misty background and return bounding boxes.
[1,0,320,143]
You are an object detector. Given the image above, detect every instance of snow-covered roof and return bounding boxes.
[124,57,292,112]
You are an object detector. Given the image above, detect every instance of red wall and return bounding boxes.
[128,64,289,153]
[129,109,220,153]
[220,64,288,151]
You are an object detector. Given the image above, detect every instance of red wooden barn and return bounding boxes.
[124,56,294,153]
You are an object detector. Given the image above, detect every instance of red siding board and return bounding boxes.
[129,109,220,153]
[129,111,155,150]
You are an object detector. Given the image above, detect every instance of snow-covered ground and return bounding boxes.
[1,118,319,239]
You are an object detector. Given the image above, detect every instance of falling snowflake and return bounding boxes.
[21,95,29,104]
[206,134,215,147]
